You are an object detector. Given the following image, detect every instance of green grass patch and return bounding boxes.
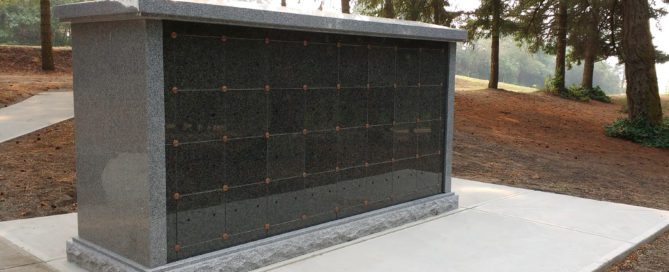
[605,118,669,148]
[455,75,540,93]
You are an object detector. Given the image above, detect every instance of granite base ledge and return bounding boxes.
[67,193,458,272]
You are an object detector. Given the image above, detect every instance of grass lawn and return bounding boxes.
[455,75,540,93]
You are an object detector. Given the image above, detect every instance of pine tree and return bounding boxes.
[621,0,663,124]
[512,0,570,93]
[567,0,665,92]
[566,0,610,91]
[465,0,517,89]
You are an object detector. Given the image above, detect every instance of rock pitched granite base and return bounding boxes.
[67,193,458,272]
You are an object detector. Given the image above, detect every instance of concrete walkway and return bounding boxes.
[0,91,73,144]
[1,178,668,272]
[0,214,79,272]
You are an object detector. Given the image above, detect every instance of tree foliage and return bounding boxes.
[512,0,570,93]
[356,0,458,25]
[512,0,560,54]
[566,0,614,90]
[0,0,41,44]
[566,0,613,65]
[0,0,80,46]
[465,0,517,40]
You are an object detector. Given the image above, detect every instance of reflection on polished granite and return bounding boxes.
[163,20,448,262]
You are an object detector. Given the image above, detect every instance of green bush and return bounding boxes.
[605,118,669,148]
[544,75,564,94]
[562,85,591,102]
[587,86,612,103]
[553,84,612,103]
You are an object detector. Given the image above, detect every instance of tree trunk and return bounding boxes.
[40,0,54,71]
[406,0,423,21]
[488,0,501,89]
[432,0,442,24]
[582,48,595,91]
[581,2,600,91]
[622,0,663,125]
[341,0,350,13]
[553,0,567,92]
[383,0,395,18]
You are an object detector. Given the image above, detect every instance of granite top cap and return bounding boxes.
[54,0,467,42]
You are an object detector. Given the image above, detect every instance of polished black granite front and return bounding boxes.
[163,20,448,262]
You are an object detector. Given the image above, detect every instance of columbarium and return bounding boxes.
[55,1,466,271]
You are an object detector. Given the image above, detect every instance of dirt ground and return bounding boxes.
[0,120,76,220]
[0,45,72,107]
[453,89,669,210]
[0,45,668,271]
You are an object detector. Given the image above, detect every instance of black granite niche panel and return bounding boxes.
[163,20,449,262]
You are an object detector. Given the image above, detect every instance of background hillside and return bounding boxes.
[457,38,625,94]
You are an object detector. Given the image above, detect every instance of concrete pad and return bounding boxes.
[1,263,54,272]
[451,177,532,208]
[0,179,667,272]
[0,91,73,143]
[260,179,669,272]
[0,237,41,270]
[474,191,669,244]
[0,213,77,261]
[261,209,629,272]
[44,258,87,272]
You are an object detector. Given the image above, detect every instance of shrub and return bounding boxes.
[605,118,669,148]
[544,75,564,94]
[554,84,612,103]
[587,86,612,103]
[562,85,591,102]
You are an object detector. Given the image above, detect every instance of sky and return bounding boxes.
[650,15,669,94]
[231,0,668,93]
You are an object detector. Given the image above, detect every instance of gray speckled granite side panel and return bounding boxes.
[72,19,166,268]
[146,19,168,267]
[443,43,456,193]
[67,193,458,272]
[54,0,467,42]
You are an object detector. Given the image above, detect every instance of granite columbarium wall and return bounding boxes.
[55,1,467,271]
